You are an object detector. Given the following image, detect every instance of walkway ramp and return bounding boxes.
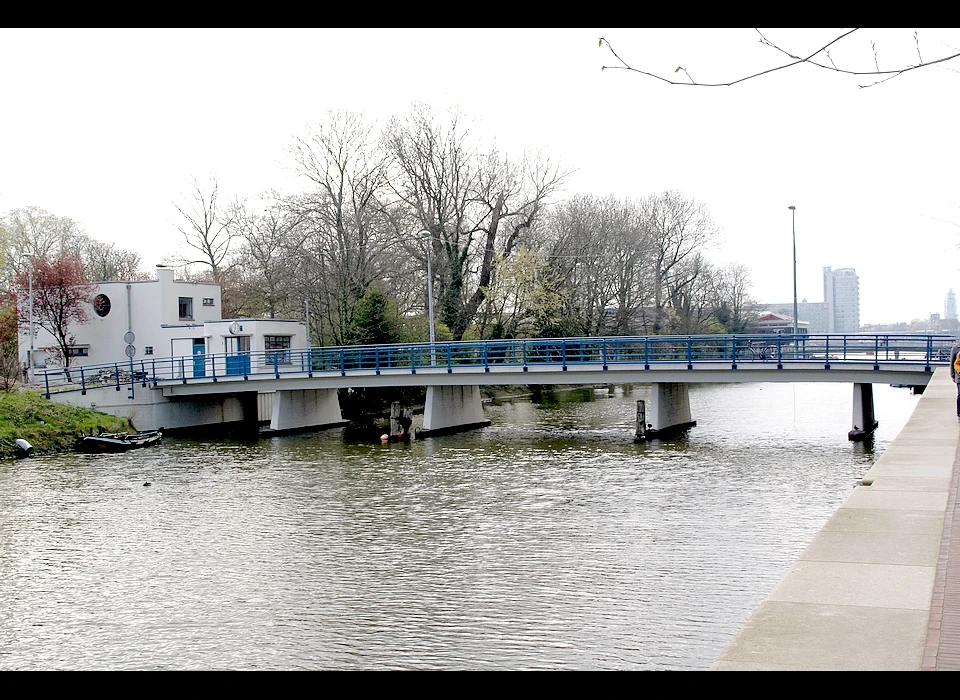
[712,367,958,670]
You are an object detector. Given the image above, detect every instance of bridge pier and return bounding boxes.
[644,382,697,440]
[268,388,346,434]
[416,385,491,438]
[848,382,878,441]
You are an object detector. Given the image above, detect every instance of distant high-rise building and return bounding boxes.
[946,289,958,321]
[823,267,860,333]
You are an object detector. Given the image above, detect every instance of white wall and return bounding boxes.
[20,266,222,373]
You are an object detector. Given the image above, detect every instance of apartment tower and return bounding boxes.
[823,267,860,333]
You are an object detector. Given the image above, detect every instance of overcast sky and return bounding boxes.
[2,28,958,325]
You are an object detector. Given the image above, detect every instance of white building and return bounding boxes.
[748,312,810,335]
[763,300,830,334]
[945,289,958,321]
[21,265,306,380]
[823,267,860,334]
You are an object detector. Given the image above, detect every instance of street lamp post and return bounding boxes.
[788,205,798,337]
[21,259,35,385]
[420,230,436,365]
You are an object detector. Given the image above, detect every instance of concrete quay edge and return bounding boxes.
[710,367,959,671]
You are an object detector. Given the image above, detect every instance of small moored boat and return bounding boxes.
[74,430,162,454]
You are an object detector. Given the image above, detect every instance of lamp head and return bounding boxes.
[788,205,796,211]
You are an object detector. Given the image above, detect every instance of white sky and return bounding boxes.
[2,28,959,325]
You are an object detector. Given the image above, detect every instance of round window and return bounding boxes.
[93,294,112,317]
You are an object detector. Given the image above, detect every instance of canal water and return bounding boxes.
[0,382,921,670]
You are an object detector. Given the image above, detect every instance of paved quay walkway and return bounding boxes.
[711,367,960,671]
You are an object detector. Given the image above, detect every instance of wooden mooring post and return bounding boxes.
[634,399,647,443]
[390,401,413,439]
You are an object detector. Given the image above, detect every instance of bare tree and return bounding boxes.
[174,176,238,286]
[459,150,569,340]
[290,111,398,345]
[641,191,719,334]
[3,207,85,282]
[386,105,568,340]
[710,263,757,334]
[538,195,657,337]
[78,237,148,282]
[231,195,304,319]
[600,29,960,89]
[3,207,146,284]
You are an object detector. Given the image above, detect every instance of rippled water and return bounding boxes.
[0,382,919,669]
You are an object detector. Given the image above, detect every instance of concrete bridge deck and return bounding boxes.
[711,366,960,671]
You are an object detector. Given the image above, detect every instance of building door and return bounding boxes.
[193,339,206,378]
[225,336,251,376]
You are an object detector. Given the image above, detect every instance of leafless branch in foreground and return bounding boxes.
[599,29,960,89]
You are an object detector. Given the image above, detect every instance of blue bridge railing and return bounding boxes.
[37,333,955,397]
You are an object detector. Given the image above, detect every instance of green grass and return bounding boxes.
[0,389,132,459]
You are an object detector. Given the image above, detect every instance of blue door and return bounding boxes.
[193,339,205,378]
[225,336,251,376]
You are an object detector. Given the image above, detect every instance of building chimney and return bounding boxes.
[155,264,175,285]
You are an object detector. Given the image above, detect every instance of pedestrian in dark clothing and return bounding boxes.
[951,340,960,419]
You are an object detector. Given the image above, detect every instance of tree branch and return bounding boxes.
[600,29,960,89]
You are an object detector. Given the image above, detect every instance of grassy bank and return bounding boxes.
[0,390,132,459]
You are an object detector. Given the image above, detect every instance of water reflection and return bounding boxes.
[0,383,919,669]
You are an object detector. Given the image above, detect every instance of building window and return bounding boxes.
[144,346,154,356]
[202,297,215,306]
[93,294,111,317]
[179,297,193,320]
[264,335,292,365]
[67,346,89,357]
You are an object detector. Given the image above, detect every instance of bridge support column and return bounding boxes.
[848,383,878,441]
[416,385,491,438]
[268,388,345,434]
[644,382,697,440]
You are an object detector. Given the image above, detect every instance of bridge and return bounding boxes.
[40,333,955,439]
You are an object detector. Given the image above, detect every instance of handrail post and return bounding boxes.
[561,339,567,371]
[601,338,608,370]
[522,340,528,372]
[644,336,650,370]
[824,336,830,369]
[686,336,692,370]
[44,371,50,399]
[776,335,782,369]
[80,367,86,394]
[926,336,933,372]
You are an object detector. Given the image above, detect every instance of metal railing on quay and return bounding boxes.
[35,333,955,397]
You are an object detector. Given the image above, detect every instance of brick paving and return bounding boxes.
[925,443,960,670]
